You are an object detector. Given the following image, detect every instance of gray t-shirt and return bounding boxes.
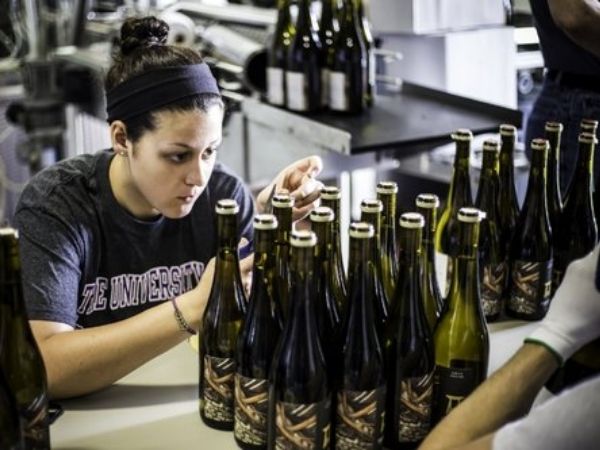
[493,375,600,449]
[14,150,254,328]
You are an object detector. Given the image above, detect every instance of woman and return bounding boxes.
[14,16,322,399]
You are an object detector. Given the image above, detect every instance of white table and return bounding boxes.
[50,320,539,449]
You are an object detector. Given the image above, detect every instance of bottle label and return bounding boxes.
[482,261,508,317]
[329,71,348,111]
[201,355,235,424]
[234,374,269,446]
[267,67,285,106]
[22,393,50,447]
[398,372,434,443]
[433,364,480,423]
[335,387,385,448]
[275,398,331,449]
[508,260,552,316]
[321,68,330,107]
[286,71,307,111]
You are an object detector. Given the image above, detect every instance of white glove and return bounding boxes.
[525,244,600,364]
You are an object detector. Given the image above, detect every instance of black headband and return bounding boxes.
[106,63,221,123]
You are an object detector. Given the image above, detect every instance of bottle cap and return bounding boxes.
[579,132,598,144]
[349,222,374,239]
[531,138,549,151]
[0,227,18,237]
[458,207,484,223]
[320,186,341,200]
[272,193,295,208]
[545,121,563,132]
[309,206,334,223]
[499,124,517,136]
[581,118,598,132]
[400,212,425,229]
[452,129,473,141]
[290,230,317,248]
[253,214,278,230]
[376,181,398,195]
[416,193,440,209]
[482,139,500,152]
[360,199,383,213]
[216,199,239,215]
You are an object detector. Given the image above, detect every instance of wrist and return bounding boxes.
[175,290,204,333]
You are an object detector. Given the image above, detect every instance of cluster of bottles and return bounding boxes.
[436,121,599,396]
[198,186,489,449]
[0,228,51,449]
[266,0,374,114]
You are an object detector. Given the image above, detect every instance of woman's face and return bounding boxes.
[127,105,223,219]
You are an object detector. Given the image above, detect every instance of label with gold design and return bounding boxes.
[482,261,508,317]
[508,260,552,316]
[275,398,330,450]
[234,374,269,446]
[201,355,235,424]
[398,373,433,443]
[335,387,385,449]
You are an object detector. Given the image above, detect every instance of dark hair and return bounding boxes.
[105,16,222,142]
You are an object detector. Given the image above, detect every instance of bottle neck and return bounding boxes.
[522,149,549,216]
[249,229,277,311]
[346,235,376,331]
[273,207,293,245]
[546,129,562,165]
[476,157,500,215]
[287,246,317,331]
[297,0,315,30]
[0,235,26,314]
[361,211,381,250]
[499,134,516,178]
[447,221,480,306]
[312,221,334,264]
[379,194,397,229]
[398,227,422,267]
[573,140,595,193]
[449,141,472,206]
[418,207,437,257]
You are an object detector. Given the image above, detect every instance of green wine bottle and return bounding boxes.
[267,0,295,106]
[0,367,23,450]
[286,0,322,112]
[360,199,389,336]
[329,0,367,113]
[432,208,489,424]
[377,181,399,303]
[0,227,50,449]
[319,0,339,108]
[355,0,375,106]
[416,193,443,333]
[545,121,564,245]
[335,222,385,449]
[385,213,435,449]
[200,199,247,430]
[235,214,282,450]
[475,140,508,322]
[267,230,330,450]
[272,192,294,322]
[320,186,348,315]
[435,129,474,294]
[498,124,520,260]
[506,139,553,321]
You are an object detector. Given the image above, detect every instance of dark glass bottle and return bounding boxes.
[267,0,295,106]
[267,230,330,450]
[554,133,598,290]
[0,227,50,449]
[235,214,283,450]
[545,122,564,253]
[319,0,339,108]
[432,208,489,424]
[286,0,322,112]
[335,222,385,449]
[498,124,520,258]
[0,367,23,450]
[377,181,399,304]
[320,186,348,315]
[416,193,444,333]
[385,213,435,449]
[360,199,390,336]
[200,199,248,431]
[309,206,342,366]
[329,0,367,114]
[355,0,375,106]
[435,129,474,294]
[506,139,553,321]
[272,192,294,322]
[475,140,508,322]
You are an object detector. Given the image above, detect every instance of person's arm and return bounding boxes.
[419,344,558,450]
[548,0,600,59]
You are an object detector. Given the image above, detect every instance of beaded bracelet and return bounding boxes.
[171,297,197,335]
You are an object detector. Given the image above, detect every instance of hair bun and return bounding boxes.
[119,16,169,55]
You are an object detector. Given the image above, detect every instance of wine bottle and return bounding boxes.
[319,0,339,108]
[272,192,294,322]
[554,133,598,290]
[498,124,520,257]
[235,214,283,450]
[0,227,50,448]
[416,193,444,333]
[506,139,553,321]
[376,181,399,303]
[360,199,390,335]
[200,199,247,430]
[475,140,508,322]
[267,0,295,106]
[0,368,23,450]
[355,0,375,106]
[329,0,367,113]
[286,0,322,112]
[267,230,330,450]
[320,186,348,315]
[545,121,564,233]
[432,208,489,424]
[385,213,435,449]
[435,129,474,294]
[335,222,385,449]
[309,206,342,365]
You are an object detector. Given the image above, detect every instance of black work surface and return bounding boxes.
[312,82,523,155]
